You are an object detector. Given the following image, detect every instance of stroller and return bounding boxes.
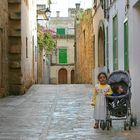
[101,70,137,130]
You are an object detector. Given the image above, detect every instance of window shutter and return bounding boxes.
[59,48,67,64]
[57,28,65,36]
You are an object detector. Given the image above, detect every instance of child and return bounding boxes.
[110,84,126,108]
[91,72,112,129]
[112,84,125,96]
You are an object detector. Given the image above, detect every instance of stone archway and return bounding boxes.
[98,21,105,67]
[58,68,67,84]
[71,70,74,84]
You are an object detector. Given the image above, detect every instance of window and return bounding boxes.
[83,30,86,48]
[93,0,97,8]
[113,15,118,70]
[57,28,65,36]
[26,37,28,58]
[59,48,67,64]
[100,0,104,9]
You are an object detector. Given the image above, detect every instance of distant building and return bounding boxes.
[49,11,75,84]
[68,3,83,18]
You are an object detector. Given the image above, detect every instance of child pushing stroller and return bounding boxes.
[107,70,137,130]
[92,70,137,130]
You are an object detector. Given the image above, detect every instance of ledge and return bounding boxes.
[8,0,21,3]
[9,12,21,20]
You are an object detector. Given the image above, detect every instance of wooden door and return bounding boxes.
[58,68,67,84]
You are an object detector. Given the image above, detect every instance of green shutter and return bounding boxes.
[113,15,118,70]
[57,28,65,36]
[59,48,67,64]
[106,27,109,72]
[124,21,129,71]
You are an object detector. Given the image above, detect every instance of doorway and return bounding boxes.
[58,68,67,84]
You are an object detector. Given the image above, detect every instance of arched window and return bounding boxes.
[98,21,105,67]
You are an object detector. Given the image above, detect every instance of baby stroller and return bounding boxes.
[101,70,137,130]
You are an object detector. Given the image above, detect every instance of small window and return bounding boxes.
[57,28,65,36]
[26,37,28,58]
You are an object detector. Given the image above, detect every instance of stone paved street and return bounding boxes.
[0,84,139,140]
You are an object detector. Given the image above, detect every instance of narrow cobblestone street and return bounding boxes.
[0,85,139,140]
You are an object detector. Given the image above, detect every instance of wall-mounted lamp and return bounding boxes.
[45,7,51,18]
[37,7,51,21]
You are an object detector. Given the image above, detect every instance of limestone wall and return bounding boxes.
[0,0,9,97]
[75,9,94,84]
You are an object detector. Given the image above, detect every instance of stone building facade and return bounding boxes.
[0,0,37,96]
[92,0,106,84]
[100,0,140,119]
[0,0,9,97]
[8,0,37,95]
[49,12,75,84]
[75,9,94,84]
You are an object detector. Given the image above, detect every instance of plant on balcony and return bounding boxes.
[37,26,56,54]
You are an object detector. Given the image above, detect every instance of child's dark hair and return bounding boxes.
[97,72,108,80]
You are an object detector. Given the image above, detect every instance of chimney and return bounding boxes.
[76,3,80,10]
[56,11,60,17]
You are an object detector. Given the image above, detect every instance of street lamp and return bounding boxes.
[45,7,51,18]
[37,7,51,21]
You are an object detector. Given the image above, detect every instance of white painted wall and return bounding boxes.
[107,0,126,73]
[129,0,140,118]
[21,0,37,86]
[106,0,140,119]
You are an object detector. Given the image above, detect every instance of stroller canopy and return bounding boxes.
[108,70,131,87]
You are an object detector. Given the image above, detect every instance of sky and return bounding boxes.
[50,0,93,17]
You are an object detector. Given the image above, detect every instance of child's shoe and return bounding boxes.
[93,123,99,129]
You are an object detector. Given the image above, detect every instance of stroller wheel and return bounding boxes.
[128,125,131,130]
[100,121,106,130]
[124,121,127,130]
[106,121,110,130]
[130,117,133,126]
[110,119,112,127]
[134,117,137,126]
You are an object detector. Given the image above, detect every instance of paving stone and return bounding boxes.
[0,84,139,140]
